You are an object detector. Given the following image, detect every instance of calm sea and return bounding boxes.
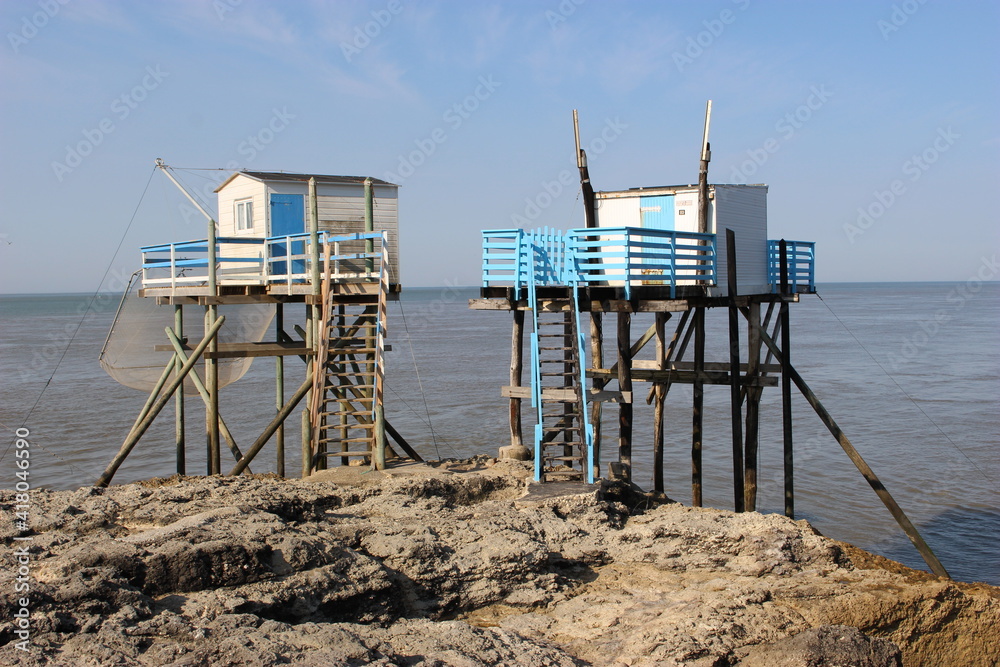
[1,283,997,586]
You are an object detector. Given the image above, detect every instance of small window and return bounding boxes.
[236,199,254,231]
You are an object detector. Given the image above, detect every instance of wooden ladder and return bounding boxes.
[310,241,388,469]
[533,297,589,482]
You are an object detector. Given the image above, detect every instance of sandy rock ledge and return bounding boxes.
[1,459,997,666]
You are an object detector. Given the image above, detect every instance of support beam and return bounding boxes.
[206,306,220,475]
[385,420,423,461]
[231,371,314,476]
[275,303,286,477]
[174,305,185,475]
[165,329,252,472]
[726,229,745,512]
[616,311,633,480]
[652,312,667,494]
[510,309,525,448]
[744,301,762,511]
[97,316,225,487]
[780,241,795,518]
[692,306,705,507]
[589,312,604,472]
[752,320,950,579]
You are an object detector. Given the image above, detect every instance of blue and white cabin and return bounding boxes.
[141,171,400,297]
[481,182,815,298]
[594,184,769,296]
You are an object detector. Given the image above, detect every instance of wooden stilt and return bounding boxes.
[174,305,185,475]
[205,306,222,475]
[97,317,225,487]
[652,312,667,494]
[779,240,794,518]
[726,229,745,512]
[374,404,387,470]
[164,329,251,472]
[692,306,705,507]
[275,303,285,477]
[616,311,633,480]
[302,306,314,477]
[589,312,604,474]
[744,300,761,511]
[510,309,525,448]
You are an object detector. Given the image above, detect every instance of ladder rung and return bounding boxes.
[539,347,573,351]
[542,426,581,432]
[540,372,575,376]
[318,437,373,445]
[329,347,377,354]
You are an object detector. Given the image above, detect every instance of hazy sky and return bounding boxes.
[1,0,997,293]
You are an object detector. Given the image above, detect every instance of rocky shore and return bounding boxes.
[1,458,997,666]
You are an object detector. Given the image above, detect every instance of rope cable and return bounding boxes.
[0,166,158,473]
[814,291,995,490]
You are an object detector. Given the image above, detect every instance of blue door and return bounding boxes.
[640,195,674,230]
[269,194,305,277]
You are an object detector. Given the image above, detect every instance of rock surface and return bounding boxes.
[1,458,997,666]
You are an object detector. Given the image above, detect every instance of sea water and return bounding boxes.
[1,283,997,585]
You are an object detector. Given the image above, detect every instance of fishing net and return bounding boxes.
[100,271,274,394]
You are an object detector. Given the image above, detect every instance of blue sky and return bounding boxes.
[1,0,997,292]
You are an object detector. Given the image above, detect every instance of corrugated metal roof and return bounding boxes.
[215,171,397,192]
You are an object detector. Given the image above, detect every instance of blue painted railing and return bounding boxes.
[568,227,717,299]
[482,227,718,298]
[767,240,815,293]
[141,231,387,289]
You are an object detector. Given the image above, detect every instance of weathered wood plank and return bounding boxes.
[586,368,777,387]
[502,386,632,403]
[154,341,315,359]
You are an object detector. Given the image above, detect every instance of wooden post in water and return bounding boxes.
[779,240,795,518]
[275,303,285,477]
[692,306,705,506]
[652,312,667,494]
[590,312,604,474]
[206,305,220,475]
[616,310,633,480]
[726,229,745,512]
[510,309,525,448]
[744,300,762,511]
[302,306,315,477]
[173,304,185,475]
